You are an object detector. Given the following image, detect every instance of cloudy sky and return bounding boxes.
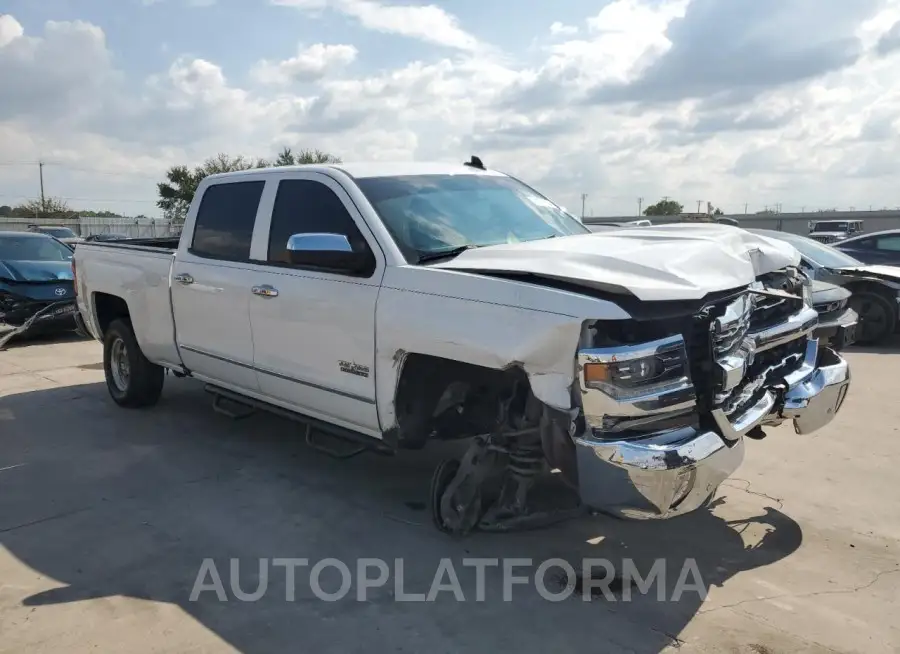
[1,0,899,218]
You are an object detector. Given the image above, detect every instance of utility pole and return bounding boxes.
[696,200,702,213]
[581,193,588,219]
[637,197,643,217]
[744,203,748,214]
[39,161,45,213]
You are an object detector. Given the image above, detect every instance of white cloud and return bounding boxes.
[271,0,480,50]
[0,14,24,47]
[549,22,578,37]
[252,43,358,85]
[2,2,900,219]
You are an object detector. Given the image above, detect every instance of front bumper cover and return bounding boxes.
[572,342,850,519]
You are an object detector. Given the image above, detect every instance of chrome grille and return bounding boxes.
[711,292,753,357]
[707,286,814,418]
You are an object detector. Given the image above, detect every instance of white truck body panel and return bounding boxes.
[75,244,181,367]
[74,160,852,526]
[75,164,802,435]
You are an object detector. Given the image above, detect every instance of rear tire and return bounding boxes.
[103,318,164,408]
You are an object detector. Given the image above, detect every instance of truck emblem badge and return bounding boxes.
[55,288,67,296]
[339,360,370,378]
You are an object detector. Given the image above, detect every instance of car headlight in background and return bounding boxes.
[802,281,813,308]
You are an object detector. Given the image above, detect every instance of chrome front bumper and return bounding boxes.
[573,341,850,519]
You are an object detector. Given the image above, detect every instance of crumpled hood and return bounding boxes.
[433,223,800,301]
[836,264,900,284]
[0,259,74,283]
[841,264,900,280]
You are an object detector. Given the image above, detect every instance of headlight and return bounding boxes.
[802,282,813,307]
[580,335,691,402]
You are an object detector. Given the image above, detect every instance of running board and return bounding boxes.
[203,384,394,458]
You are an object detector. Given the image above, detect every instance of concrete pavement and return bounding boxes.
[1,335,898,653]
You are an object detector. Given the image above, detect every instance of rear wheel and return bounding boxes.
[850,291,896,344]
[103,318,164,407]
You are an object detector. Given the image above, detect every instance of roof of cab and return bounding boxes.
[203,161,507,182]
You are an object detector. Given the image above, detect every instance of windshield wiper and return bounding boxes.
[416,244,478,264]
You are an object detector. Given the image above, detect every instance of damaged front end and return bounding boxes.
[568,268,851,519]
[0,291,79,350]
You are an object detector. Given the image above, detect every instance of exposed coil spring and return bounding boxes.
[507,442,544,480]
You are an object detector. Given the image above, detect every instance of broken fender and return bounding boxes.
[375,265,631,428]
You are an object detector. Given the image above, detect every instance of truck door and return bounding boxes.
[245,173,384,437]
[170,179,265,393]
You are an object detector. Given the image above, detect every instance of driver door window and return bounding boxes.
[266,179,370,267]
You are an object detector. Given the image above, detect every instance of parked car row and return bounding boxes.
[750,229,900,344]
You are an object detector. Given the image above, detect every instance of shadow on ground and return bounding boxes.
[0,327,90,350]
[0,380,803,653]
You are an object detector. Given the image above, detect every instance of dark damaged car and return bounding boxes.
[0,231,80,347]
[750,229,900,344]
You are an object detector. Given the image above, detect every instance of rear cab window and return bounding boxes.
[190,181,265,261]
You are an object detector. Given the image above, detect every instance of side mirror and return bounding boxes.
[286,233,372,274]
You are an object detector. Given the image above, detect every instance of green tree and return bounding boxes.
[273,146,342,166]
[14,197,73,219]
[644,199,684,216]
[157,149,341,222]
[0,205,11,217]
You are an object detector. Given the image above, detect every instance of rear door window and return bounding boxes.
[190,181,265,260]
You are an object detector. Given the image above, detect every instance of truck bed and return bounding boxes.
[74,238,182,369]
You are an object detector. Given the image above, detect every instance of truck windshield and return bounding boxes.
[812,222,848,232]
[355,174,589,262]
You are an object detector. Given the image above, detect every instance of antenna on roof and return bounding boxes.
[464,155,485,170]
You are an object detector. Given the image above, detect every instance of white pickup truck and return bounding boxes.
[73,159,852,535]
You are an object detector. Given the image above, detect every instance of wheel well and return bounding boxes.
[93,293,131,336]
[390,353,535,449]
[846,281,897,308]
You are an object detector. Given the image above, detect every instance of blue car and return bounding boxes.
[0,231,79,334]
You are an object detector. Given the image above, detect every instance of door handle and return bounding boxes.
[251,285,279,298]
[174,273,194,285]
